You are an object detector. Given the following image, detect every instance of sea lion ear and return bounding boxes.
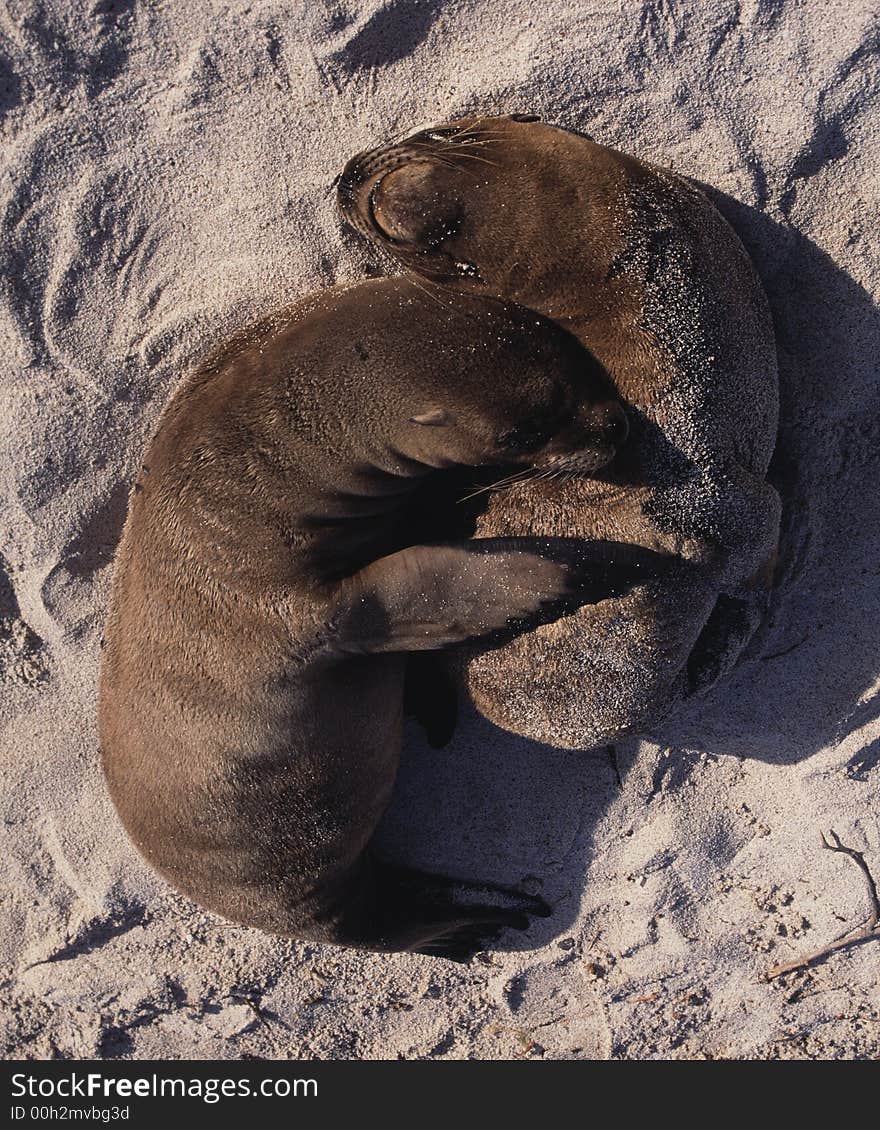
[409,408,453,427]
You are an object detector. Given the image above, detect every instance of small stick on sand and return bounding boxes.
[607,745,623,789]
[765,830,880,980]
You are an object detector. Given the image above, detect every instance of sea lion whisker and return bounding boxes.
[457,467,542,502]
[443,132,504,148]
[460,474,530,501]
[452,131,506,144]
[428,154,483,180]
[402,272,460,314]
[443,123,478,144]
[439,139,499,150]
[443,151,501,170]
[469,468,537,493]
[457,483,515,502]
[441,130,506,154]
[445,125,505,144]
[405,144,483,181]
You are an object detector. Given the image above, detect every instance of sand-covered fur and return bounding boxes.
[341,114,781,747]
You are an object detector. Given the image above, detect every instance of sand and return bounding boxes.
[2,0,879,1060]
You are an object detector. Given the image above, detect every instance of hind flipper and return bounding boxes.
[329,855,551,961]
[413,919,524,963]
[373,857,552,919]
[369,903,531,962]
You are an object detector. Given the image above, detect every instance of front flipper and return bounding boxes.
[329,539,577,655]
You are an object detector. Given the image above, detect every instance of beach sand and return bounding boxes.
[1,0,878,1059]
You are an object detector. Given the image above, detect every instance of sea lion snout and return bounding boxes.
[336,148,406,237]
[583,399,629,448]
[536,399,628,472]
[337,122,498,268]
[336,143,453,245]
[336,148,372,203]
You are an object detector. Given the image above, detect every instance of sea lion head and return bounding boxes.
[337,114,631,319]
[399,372,627,478]
[377,289,628,476]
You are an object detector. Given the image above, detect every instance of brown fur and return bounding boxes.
[98,277,646,957]
[338,114,781,747]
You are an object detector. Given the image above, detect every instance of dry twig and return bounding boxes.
[607,745,623,789]
[765,830,880,980]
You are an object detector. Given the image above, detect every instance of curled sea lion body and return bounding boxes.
[98,277,636,957]
[339,115,781,748]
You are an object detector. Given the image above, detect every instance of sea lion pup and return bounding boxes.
[98,277,637,959]
[338,115,782,747]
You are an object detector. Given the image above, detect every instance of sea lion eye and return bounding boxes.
[510,113,540,122]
